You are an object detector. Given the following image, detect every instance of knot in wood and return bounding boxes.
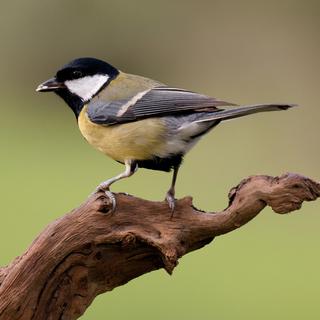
[97,194,114,214]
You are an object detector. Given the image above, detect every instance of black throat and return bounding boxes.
[55,89,84,118]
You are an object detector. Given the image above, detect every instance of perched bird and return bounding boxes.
[36,57,294,212]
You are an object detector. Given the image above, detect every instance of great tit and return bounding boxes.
[36,57,294,212]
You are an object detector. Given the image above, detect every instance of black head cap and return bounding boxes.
[56,57,119,82]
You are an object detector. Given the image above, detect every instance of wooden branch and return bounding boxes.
[0,173,319,320]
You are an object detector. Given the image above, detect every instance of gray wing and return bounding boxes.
[87,86,234,125]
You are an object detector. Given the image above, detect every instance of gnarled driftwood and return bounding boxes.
[0,173,319,320]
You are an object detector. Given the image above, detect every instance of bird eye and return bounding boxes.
[72,70,83,78]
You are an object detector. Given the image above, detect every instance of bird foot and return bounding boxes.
[103,190,117,213]
[165,190,176,215]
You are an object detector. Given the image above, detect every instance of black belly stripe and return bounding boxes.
[136,154,183,172]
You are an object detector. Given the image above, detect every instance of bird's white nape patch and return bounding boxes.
[65,74,109,101]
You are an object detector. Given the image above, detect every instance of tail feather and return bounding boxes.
[194,104,296,123]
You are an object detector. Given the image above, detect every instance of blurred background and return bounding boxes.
[0,0,319,319]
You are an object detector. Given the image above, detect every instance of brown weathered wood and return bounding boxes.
[0,173,319,320]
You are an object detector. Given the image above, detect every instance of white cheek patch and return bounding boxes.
[65,74,109,101]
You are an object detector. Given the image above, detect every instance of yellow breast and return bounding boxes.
[78,106,167,162]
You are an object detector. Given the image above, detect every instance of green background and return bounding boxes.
[1,0,320,319]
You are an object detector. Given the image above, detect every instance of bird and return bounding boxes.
[36,57,295,212]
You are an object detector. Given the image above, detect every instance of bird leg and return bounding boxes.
[96,160,138,212]
[165,165,180,213]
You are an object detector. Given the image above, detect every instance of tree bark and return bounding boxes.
[0,173,319,320]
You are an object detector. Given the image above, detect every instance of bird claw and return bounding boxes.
[103,190,117,213]
[166,191,176,215]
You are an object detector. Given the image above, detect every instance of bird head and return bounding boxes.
[36,57,119,116]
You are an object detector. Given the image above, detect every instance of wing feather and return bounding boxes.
[87,86,234,125]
